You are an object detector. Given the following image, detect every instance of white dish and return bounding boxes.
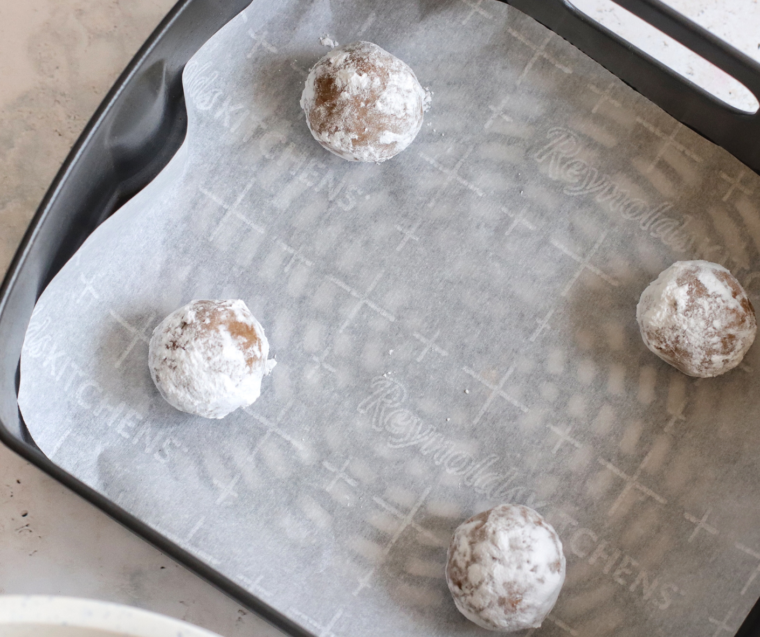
[0,596,222,637]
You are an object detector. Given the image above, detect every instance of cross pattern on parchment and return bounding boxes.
[664,400,688,433]
[244,399,304,453]
[588,83,621,114]
[506,29,572,86]
[525,613,578,636]
[720,169,753,203]
[635,118,703,173]
[709,606,738,637]
[735,542,760,595]
[529,307,555,342]
[547,424,582,454]
[502,206,536,236]
[371,493,440,545]
[216,402,301,502]
[484,97,514,130]
[419,146,484,209]
[395,219,422,252]
[276,239,314,272]
[109,310,155,369]
[246,29,277,58]
[200,183,265,242]
[684,508,718,543]
[289,607,345,637]
[458,0,492,24]
[551,231,619,297]
[307,346,337,380]
[413,330,449,363]
[213,474,241,505]
[463,364,529,425]
[160,517,219,568]
[597,449,667,516]
[323,458,358,493]
[326,271,395,333]
[78,273,100,305]
[353,487,434,596]
[236,573,273,599]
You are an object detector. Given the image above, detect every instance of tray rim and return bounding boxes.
[2,1,760,636]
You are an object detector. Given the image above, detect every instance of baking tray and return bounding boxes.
[2,0,760,635]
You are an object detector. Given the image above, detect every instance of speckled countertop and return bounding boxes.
[0,1,758,635]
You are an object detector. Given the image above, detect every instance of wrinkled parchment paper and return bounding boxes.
[18,1,760,635]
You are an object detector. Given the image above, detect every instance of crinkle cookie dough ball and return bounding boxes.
[300,41,427,162]
[637,260,756,377]
[446,504,566,632]
[148,300,276,419]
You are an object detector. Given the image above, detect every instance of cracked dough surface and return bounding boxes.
[446,504,566,632]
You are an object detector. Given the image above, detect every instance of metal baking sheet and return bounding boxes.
[17,0,760,634]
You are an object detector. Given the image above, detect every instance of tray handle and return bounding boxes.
[505,0,760,174]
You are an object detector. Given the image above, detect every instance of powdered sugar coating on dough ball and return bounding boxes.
[637,260,756,377]
[446,504,566,632]
[300,41,428,162]
[148,300,276,419]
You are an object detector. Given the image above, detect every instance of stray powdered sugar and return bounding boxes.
[637,260,757,377]
[319,35,339,48]
[300,41,428,162]
[446,504,566,632]
[422,88,433,112]
[148,299,276,419]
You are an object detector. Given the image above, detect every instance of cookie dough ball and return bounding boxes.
[637,260,756,377]
[300,41,428,162]
[446,504,566,632]
[148,300,276,419]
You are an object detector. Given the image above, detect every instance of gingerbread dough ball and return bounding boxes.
[446,504,566,632]
[637,260,756,377]
[300,41,428,162]
[148,300,276,419]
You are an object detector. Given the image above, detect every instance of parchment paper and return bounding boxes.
[18,1,760,635]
